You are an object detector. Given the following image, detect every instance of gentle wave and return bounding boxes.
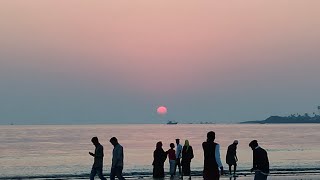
[1,168,320,180]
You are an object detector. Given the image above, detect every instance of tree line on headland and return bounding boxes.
[241,113,320,124]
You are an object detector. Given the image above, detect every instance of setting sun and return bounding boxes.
[157,106,167,115]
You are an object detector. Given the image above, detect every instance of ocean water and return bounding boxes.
[0,124,319,179]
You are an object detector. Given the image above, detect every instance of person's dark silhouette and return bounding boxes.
[110,137,126,180]
[152,141,167,178]
[166,143,176,178]
[89,137,107,180]
[181,140,194,180]
[202,131,224,180]
[226,140,238,176]
[174,138,182,177]
[249,140,269,180]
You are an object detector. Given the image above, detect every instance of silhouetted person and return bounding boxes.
[110,137,126,180]
[226,140,238,176]
[152,141,167,178]
[181,140,194,180]
[202,131,223,180]
[249,140,269,180]
[89,137,107,180]
[174,138,182,177]
[166,143,176,178]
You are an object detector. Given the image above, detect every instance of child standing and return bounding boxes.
[167,143,176,178]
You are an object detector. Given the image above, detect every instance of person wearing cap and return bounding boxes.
[174,138,183,177]
[249,140,269,180]
[202,131,224,180]
[226,140,238,177]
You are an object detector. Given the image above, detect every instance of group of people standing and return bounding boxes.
[152,139,194,179]
[153,131,269,180]
[89,131,269,180]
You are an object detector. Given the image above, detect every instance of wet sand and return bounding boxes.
[124,174,320,180]
[60,174,320,180]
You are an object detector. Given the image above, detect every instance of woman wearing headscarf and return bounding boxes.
[152,141,167,178]
[181,140,194,179]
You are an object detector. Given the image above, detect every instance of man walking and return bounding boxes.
[110,137,126,180]
[249,140,269,180]
[89,137,107,180]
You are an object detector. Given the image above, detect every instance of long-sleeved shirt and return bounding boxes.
[215,144,223,168]
[202,141,223,169]
[93,144,104,168]
[112,143,124,168]
[252,146,269,174]
[176,144,182,159]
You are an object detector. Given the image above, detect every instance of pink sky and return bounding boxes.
[1,1,320,123]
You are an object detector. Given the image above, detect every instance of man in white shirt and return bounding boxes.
[175,138,182,177]
[202,131,224,180]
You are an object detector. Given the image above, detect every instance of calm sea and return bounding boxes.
[0,124,319,179]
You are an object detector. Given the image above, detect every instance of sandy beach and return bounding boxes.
[15,173,319,180]
[28,174,320,180]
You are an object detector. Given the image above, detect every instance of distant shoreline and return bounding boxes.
[2,122,320,126]
[241,114,320,124]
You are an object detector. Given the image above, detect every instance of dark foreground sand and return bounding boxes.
[45,174,320,180]
[121,174,320,180]
[4,172,320,180]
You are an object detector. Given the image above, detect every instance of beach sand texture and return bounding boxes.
[46,174,320,180]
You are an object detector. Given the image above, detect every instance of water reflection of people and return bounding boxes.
[181,140,194,179]
[152,141,167,178]
[202,131,224,180]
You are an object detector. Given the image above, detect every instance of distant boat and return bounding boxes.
[167,121,178,125]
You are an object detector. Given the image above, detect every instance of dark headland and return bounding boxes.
[241,113,320,124]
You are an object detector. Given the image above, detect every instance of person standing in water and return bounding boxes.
[226,140,238,177]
